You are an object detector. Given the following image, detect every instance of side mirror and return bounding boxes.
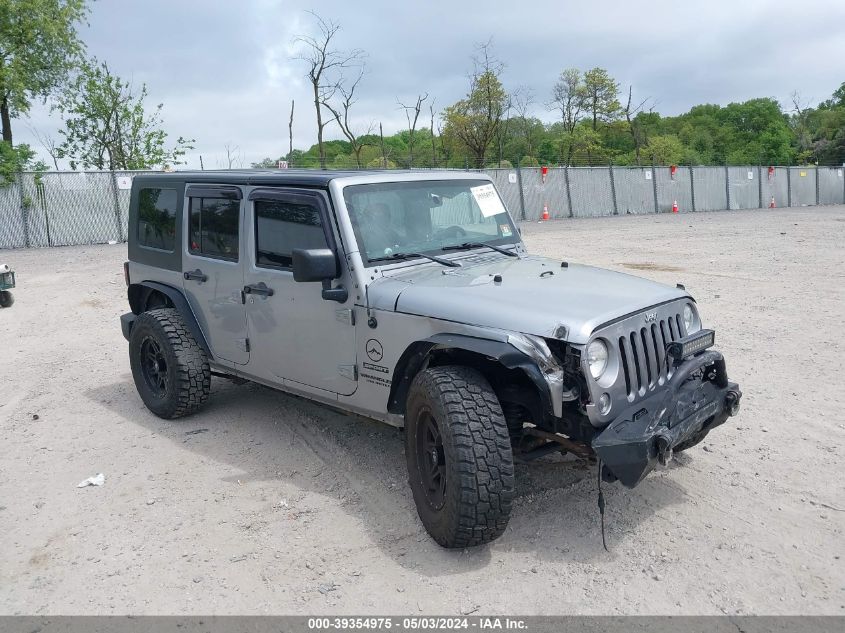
[291,248,348,303]
[292,248,338,282]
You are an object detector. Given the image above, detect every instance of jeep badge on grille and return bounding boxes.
[644,311,657,322]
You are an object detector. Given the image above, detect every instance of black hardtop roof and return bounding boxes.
[133,169,468,188]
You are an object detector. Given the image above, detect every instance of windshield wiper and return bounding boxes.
[441,242,519,257]
[369,252,461,268]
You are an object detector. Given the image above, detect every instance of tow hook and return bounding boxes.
[656,434,673,466]
[726,391,741,417]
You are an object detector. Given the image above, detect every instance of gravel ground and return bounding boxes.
[0,206,843,615]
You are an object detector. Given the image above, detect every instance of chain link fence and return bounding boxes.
[1,166,844,250]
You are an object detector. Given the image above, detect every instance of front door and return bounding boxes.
[181,184,249,365]
[242,188,357,395]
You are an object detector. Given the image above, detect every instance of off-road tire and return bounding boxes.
[0,290,13,308]
[405,366,515,548]
[129,308,210,419]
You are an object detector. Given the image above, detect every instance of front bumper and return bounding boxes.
[591,349,741,488]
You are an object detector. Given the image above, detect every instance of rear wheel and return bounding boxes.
[0,290,13,308]
[405,366,515,548]
[129,308,210,419]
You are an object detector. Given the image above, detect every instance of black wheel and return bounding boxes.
[405,366,515,548]
[0,290,13,308]
[129,308,210,419]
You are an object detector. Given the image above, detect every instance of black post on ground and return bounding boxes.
[515,157,527,221]
[689,163,696,213]
[109,171,124,242]
[608,159,618,216]
[651,159,658,213]
[787,159,792,207]
[724,161,731,211]
[16,174,29,247]
[564,163,574,218]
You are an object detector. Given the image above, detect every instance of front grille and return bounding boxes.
[618,311,685,400]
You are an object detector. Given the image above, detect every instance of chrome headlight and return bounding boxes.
[586,339,609,379]
[683,303,701,334]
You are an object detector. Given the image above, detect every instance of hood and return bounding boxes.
[367,254,688,344]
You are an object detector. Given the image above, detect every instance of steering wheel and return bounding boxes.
[435,225,467,240]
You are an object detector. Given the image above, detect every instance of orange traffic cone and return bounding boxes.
[672,200,679,213]
[542,204,550,221]
[769,196,776,208]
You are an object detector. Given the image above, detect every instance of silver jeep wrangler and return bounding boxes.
[121,170,741,548]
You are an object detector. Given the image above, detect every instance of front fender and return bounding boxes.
[387,333,555,416]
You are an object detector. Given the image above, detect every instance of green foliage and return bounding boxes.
[0,0,88,142]
[442,69,508,164]
[0,140,36,185]
[55,59,194,170]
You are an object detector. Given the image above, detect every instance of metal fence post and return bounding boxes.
[651,161,659,213]
[758,165,763,208]
[109,171,124,241]
[815,166,820,206]
[16,173,30,247]
[724,162,731,211]
[515,160,527,221]
[689,164,696,212]
[564,164,573,218]
[608,161,618,215]
[787,162,792,207]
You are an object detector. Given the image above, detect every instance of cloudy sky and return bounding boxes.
[17,0,845,169]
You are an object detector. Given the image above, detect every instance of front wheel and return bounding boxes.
[0,290,13,308]
[405,366,515,548]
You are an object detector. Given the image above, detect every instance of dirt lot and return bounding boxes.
[1,207,843,615]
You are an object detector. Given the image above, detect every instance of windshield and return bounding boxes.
[343,179,518,264]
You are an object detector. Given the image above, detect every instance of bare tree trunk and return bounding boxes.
[379,122,386,168]
[430,102,437,166]
[288,99,294,160]
[313,84,325,169]
[1,96,13,144]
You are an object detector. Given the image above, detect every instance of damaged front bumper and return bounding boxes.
[591,349,741,488]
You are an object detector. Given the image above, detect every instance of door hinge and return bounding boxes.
[335,308,355,326]
[338,364,358,381]
[237,338,250,353]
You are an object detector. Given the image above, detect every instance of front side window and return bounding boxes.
[138,188,177,251]
[342,180,516,263]
[188,197,240,261]
[254,199,329,268]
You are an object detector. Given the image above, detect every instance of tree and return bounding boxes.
[548,68,584,134]
[623,85,652,164]
[582,68,620,130]
[323,68,374,167]
[294,11,364,169]
[55,60,193,170]
[644,134,685,165]
[0,0,88,145]
[397,92,428,167]
[442,41,508,167]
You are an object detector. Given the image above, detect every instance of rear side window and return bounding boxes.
[188,197,240,261]
[255,199,329,268]
[138,188,177,251]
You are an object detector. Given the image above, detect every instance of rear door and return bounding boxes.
[181,184,249,365]
[242,188,357,395]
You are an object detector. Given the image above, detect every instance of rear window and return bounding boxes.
[138,188,178,251]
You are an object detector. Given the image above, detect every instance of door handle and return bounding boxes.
[184,269,207,282]
[243,282,274,297]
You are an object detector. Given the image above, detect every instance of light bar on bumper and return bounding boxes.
[666,329,715,364]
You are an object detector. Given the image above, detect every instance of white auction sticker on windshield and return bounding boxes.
[471,184,506,218]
